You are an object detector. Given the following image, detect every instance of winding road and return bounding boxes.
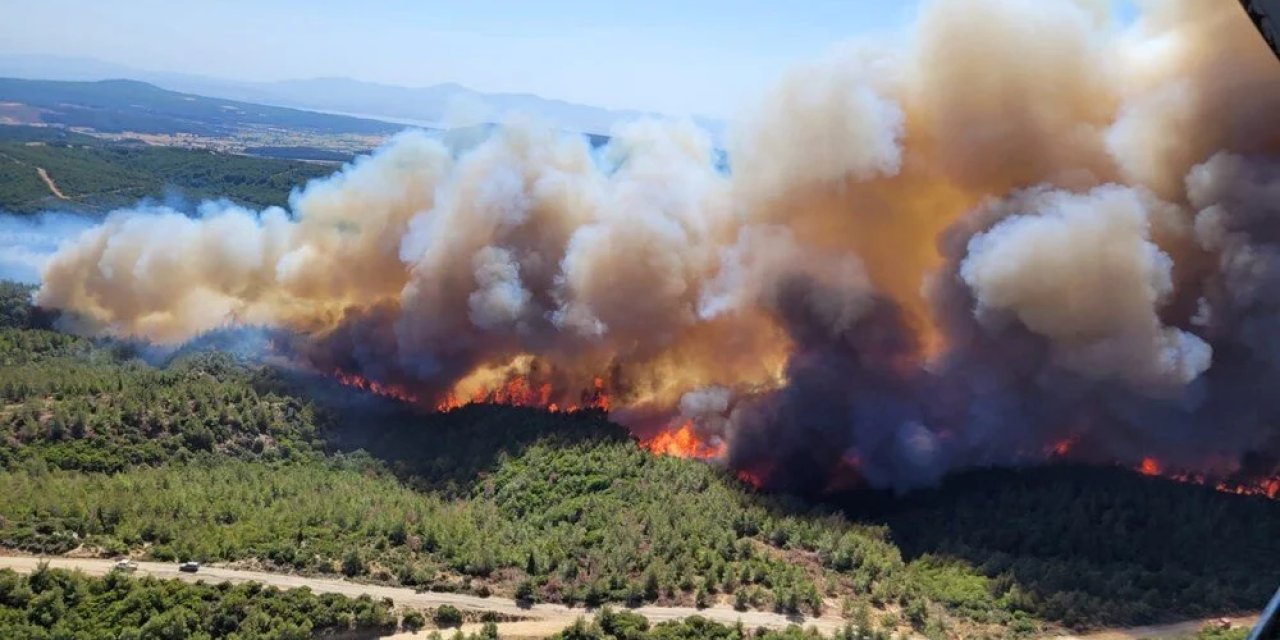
[0,556,1258,639]
[0,556,850,638]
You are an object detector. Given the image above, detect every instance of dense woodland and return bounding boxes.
[0,281,1276,638]
[865,467,1280,629]
[0,565,396,639]
[0,129,333,213]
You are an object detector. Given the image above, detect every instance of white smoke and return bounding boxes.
[960,185,1212,388]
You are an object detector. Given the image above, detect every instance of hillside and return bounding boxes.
[844,469,1280,630]
[0,564,398,639]
[0,281,1276,639]
[0,54,729,139]
[0,77,401,137]
[0,125,333,213]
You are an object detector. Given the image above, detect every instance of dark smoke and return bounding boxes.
[29,0,1280,492]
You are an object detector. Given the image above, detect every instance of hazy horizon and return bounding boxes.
[0,1,945,118]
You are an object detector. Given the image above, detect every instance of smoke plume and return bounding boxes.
[33,0,1280,491]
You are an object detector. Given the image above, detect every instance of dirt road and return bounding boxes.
[0,556,1257,639]
[0,556,849,638]
[1048,615,1259,640]
[35,166,68,199]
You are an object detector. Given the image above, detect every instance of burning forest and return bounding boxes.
[29,0,1280,496]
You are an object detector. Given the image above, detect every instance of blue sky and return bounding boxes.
[0,1,1141,117]
[0,0,922,116]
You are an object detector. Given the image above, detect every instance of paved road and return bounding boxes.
[0,556,1257,639]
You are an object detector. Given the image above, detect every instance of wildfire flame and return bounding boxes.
[1133,457,1279,499]
[736,469,766,488]
[1215,477,1280,499]
[433,375,610,413]
[329,368,1279,501]
[331,369,419,403]
[642,421,725,460]
[1138,457,1162,476]
[331,363,612,414]
[1049,438,1076,457]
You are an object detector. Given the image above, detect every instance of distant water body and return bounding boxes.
[254,104,444,131]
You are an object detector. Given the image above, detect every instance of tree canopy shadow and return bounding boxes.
[275,370,628,494]
[829,464,1280,628]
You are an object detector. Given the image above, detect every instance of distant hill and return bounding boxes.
[0,53,727,139]
[216,76,659,133]
[0,125,333,214]
[0,77,402,136]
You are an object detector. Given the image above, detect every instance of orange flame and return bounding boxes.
[1133,457,1279,499]
[735,469,765,488]
[332,369,419,403]
[590,377,610,412]
[643,421,725,460]
[331,367,1279,501]
[1138,457,1162,476]
[434,375,610,414]
[1214,477,1280,499]
[1049,438,1076,457]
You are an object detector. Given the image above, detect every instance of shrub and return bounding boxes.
[433,605,463,628]
[515,579,536,603]
[341,550,365,577]
[403,610,426,632]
